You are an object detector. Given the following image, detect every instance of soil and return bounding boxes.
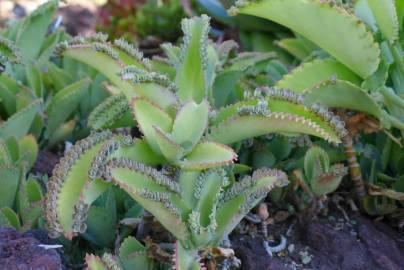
[231,211,404,270]
[58,5,96,36]
[33,150,61,176]
[0,227,62,270]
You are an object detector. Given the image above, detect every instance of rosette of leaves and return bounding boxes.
[0,0,106,145]
[45,15,348,269]
[302,146,347,197]
[290,146,348,217]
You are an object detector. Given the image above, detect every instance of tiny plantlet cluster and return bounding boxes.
[42,13,348,269]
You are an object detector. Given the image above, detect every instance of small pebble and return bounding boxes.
[299,251,312,265]
[288,244,295,253]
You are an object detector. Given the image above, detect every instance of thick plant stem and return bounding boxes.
[174,241,203,270]
[383,112,404,130]
[380,86,404,110]
[343,136,366,201]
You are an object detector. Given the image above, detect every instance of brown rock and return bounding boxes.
[0,227,62,270]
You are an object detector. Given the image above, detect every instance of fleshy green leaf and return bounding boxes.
[178,142,236,170]
[25,61,44,97]
[0,165,19,208]
[0,99,42,140]
[171,100,209,151]
[119,236,150,270]
[107,159,188,242]
[15,0,58,61]
[304,146,329,182]
[18,135,39,169]
[0,207,21,230]
[154,126,185,162]
[303,80,382,119]
[215,168,287,242]
[176,15,210,103]
[88,94,133,131]
[276,58,362,92]
[45,78,90,137]
[61,43,176,110]
[131,97,173,155]
[210,113,341,144]
[235,0,380,78]
[275,38,311,60]
[367,0,399,42]
[44,131,115,239]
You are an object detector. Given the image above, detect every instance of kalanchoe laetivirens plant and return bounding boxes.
[44,15,348,269]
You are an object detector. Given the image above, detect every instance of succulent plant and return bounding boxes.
[0,133,44,231]
[303,146,348,197]
[43,13,349,269]
[0,0,102,145]
[227,0,404,204]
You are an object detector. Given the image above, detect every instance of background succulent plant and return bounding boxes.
[227,0,404,210]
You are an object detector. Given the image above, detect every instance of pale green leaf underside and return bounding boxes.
[209,114,340,144]
[63,48,176,110]
[237,0,380,78]
[276,59,362,92]
[268,99,340,138]
[212,99,341,143]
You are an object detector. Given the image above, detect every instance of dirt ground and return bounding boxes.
[0,0,99,34]
[0,227,62,270]
[232,210,404,270]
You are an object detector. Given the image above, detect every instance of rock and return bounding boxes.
[0,227,62,270]
[299,217,404,270]
[232,237,293,270]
